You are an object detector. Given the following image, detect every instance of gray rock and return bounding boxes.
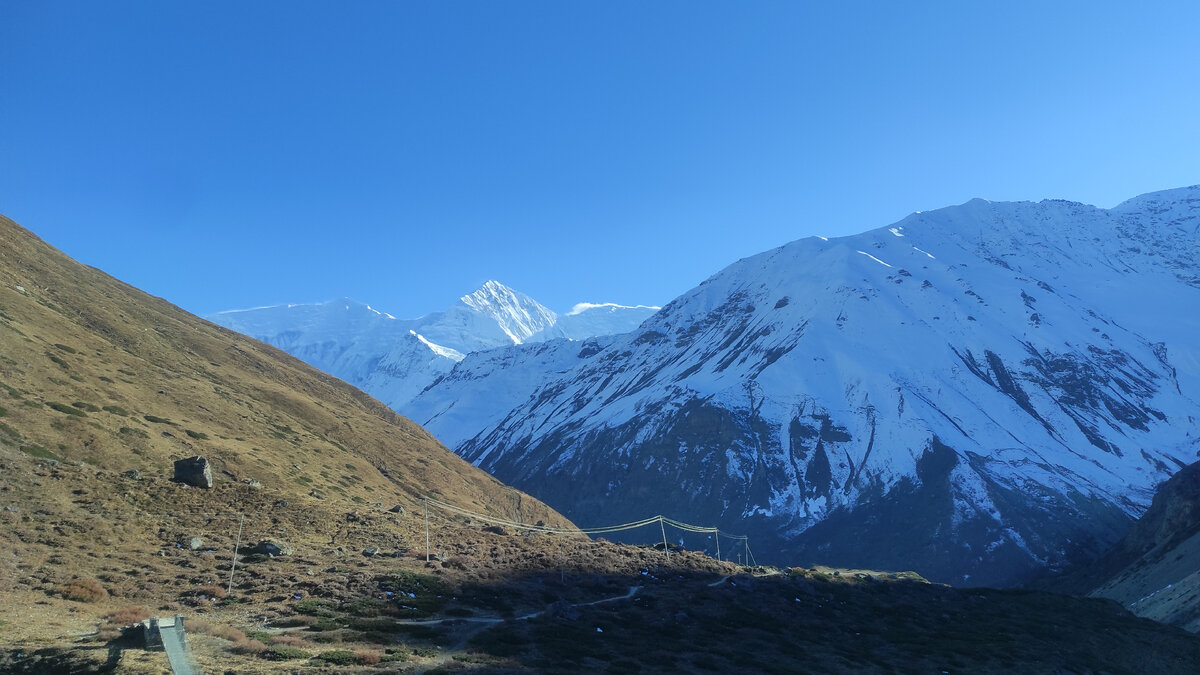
[245,540,293,557]
[245,479,262,488]
[188,537,204,551]
[172,455,212,488]
[389,505,405,514]
[122,470,142,481]
[362,547,379,557]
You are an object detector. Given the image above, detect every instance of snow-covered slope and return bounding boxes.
[527,303,659,342]
[209,281,656,411]
[424,186,1200,586]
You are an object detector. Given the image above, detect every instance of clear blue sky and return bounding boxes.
[3,1,1198,318]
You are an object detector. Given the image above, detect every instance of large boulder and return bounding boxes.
[172,456,212,488]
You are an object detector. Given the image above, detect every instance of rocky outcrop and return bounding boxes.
[172,456,212,489]
[1049,461,1200,632]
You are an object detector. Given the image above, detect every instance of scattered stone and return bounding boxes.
[274,500,289,507]
[389,505,405,514]
[122,469,142,481]
[172,456,212,489]
[483,525,509,536]
[187,537,203,551]
[245,540,293,557]
[362,547,379,557]
[245,479,262,488]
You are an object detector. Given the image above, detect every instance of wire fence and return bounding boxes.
[423,495,758,566]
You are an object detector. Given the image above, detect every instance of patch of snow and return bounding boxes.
[856,251,893,268]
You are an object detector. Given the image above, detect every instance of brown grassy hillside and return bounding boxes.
[0,214,564,523]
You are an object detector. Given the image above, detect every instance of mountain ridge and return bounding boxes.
[208,281,659,412]
[421,186,1200,586]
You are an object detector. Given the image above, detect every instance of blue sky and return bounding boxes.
[3,2,1198,318]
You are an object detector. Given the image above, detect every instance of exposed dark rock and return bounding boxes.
[172,456,212,489]
[245,540,293,557]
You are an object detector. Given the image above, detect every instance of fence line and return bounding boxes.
[423,495,753,564]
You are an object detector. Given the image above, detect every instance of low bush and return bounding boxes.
[188,618,247,643]
[102,405,128,416]
[184,585,228,600]
[315,650,358,666]
[185,429,209,440]
[104,606,153,625]
[57,578,108,603]
[263,646,310,661]
[230,638,268,655]
[72,402,100,412]
[19,445,61,461]
[47,402,86,417]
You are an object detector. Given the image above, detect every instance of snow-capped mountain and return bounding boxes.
[208,281,657,411]
[416,186,1200,586]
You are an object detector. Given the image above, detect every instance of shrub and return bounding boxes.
[19,445,61,461]
[58,578,108,603]
[343,596,384,617]
[102,405,128,416]
[263,646,310,660]
[269,635,310,648]
[104,606,153,625]
[119,426,149,439]
[72,402,100,412]
[47,402,86,417]
[0,405,6,417]
[315,650,358,665]
[294,598,336,616]
[184,585,227,600]
[143,414,173,424]
[231,638,269,655]
[53,343,77,354]
[307,617,343,632]
[188,619,247,643]
[96,605,153,640]
[357,651,381,665]
[185,429,209,440]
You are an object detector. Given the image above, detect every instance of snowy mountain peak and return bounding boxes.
[458,280,557,344]
[210,280,658,413]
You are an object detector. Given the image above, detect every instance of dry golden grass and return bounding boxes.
[55,578,108,603]
[0,213,581,670]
